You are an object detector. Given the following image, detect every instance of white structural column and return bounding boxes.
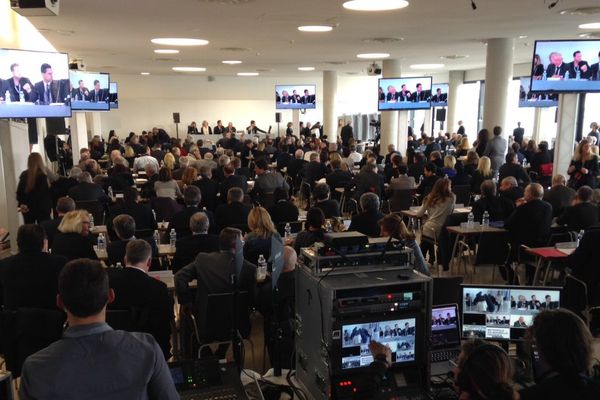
[323,70,338,141]
[447,70,465,134]
[71,112,89,166]
[482,38,514,131]
[0,120,31,253]
[424,108,433,136]
[381,59,402,152]
[553,94,579,178]
[36,118,47,161]
[88,112,102,139]
[532,108,542,143]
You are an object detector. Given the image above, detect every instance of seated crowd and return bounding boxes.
[2,122,600,399]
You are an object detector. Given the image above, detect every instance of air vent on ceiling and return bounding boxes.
[154,57,181,62]
[440,55,469,60]
[325,61,348,65]
[362,37,404,44]
[220,47,251,52]
[38,28,74,36]
[195,0,254,4]
[559,7,600,15]
[579,31,600,39]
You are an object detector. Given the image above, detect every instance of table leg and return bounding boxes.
[542,261,552,286]
[450,234,462,273]
[532,257,543,286]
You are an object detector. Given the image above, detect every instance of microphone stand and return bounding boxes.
[270,284,283,376]
[230,273,244,372]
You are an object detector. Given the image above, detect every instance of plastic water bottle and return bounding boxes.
[576,230,584,247]
[284,223,292,239]
[576,69,581,80]
[482,211,490,227]
[89,214,94,229]
[115,262,123,269]
[169,228,177,248]
[152,209,157,222]
[467,212,474,228]
[107,186,114,200]
[326,220,333,233]
[418,175,424,184]
[18,89,24,103]
[564,71,570,80]
[4,90,10,103]
[257,254,267,281]
[542,69,547,80]
[97,233,106,252]
[153,229,160,246]
[522,158,527,167]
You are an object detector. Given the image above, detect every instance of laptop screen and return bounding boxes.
[431,304,461,350]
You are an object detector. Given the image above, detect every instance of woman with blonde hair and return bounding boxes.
[464,150,480,176]
[568,138,599,189]
[243,206,282,266]
[456,137,470,157]
[52,210,97,260]
[16,152,52,223]
[163,152,176,171]
[470,156,493,194]
[442,155,457,178]
[379,214,429,276]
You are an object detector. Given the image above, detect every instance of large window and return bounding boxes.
[456,81,481,141]
[583,93,600,138]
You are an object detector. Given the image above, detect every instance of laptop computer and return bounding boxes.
[430,304,462,376]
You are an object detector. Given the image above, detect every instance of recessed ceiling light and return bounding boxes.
[237,72,259,76]
[151,38,209,46]
[356,53,390,59]
[297,25,333,32]
[298,67,315,71]
[222,60,243,64]
[172,67,206,72]
[518,35,528,39]
[140,72,150,75]
[579,22,600,29]
[579,33,593,37]
[410,63,445,69]
[343,0,409,11]
[154,49,180,54]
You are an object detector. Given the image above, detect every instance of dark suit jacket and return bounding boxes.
[193,179,219,212]
[30,79,69,104]
[106,238,158,267]
[268,200,299,224]
[169,206,216,237]
[568,61,591,79]
[556,202,599,231]
[51,232,98,261]
[568,227,600,304]
[0,252,66,309]
[215,202,251,232]
[107,202,157,241]
[88,88,108,102]
[349,211,384,237]
[287,158,307,180]
[219,175,248,201]
[304,161,327,185]
[543,185,576,218]
[472,196,515,222]
[591,62,600,81]
[71,87,89,101]
[39,217,62,248]
[326,170,353,190]
[315,199,341,219]
[172,234,220,273]
[213,126,226,135]
[341,125,354,146]
[498,163,531,186]
[505,199,553,248]
[107,267,174,359]
[499,186,524,204]
[352,170,384,200]
[6,77,33,102]
[67,182,110,204]
[546,63,569,78]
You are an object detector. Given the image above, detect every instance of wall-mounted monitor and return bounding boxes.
[69,71,110,111]
[378,77,432,111]
[109,82,118,109]
[275,84,316,109]
[431,83,449,107]
[530,39,600,93]
[0,48,71,119]
[518,77,558,108]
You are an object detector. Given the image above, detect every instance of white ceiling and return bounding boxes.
[27,0,600,77]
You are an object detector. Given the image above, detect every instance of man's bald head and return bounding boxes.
[552,174,566,186]
[525,183,544,201]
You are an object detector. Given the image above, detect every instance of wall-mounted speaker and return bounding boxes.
[173,112,180,124]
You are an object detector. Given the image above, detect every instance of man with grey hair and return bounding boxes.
[348,192,384,237]
[132,145,159,173]
[67,171,110,204]
[194,165,219,211]
[215,187,251,232]
[498,176,524,205]
[287,149,307,182]
[169,186,216,236]
[106,214,158,267]
[352,159,384,201]
[172,212,219,273]
[140,163,159,199]
[213,155,231,183]
[543,173,576,217]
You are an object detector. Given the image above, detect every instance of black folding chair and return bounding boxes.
[383,189,414,214]
[452,185,472,207]
[432,276,464,306]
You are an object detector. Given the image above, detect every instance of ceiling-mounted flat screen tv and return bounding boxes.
[378,77,432,111]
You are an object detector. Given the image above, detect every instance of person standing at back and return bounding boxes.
[483,126,507,175]
[513,122,524,146]
[17,152,53,224]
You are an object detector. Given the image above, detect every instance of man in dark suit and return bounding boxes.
[326,158,353,190]
[106,214,158,267]
[348,193,384,237]
[5,63,34,102]
[399,84,412,101]
[287,149,307,182]
[193,166,219,212]
[215,187,251,232]
[88,79,108,102]
[301,89,314,105]
[219,164,247,202]
[40,197,75,248]
[107,239,174,359]
[30,63,69,104]
[411,83,428,102]
[540,295,558,309]
[386,85,400,102]
[71,79,89,101]
[268,187,299,224]
[568,226,600,304]
[213,120,226,136]
[431,88,447,103]
[187,121,199,135]
[546,52,569,79]
[590,51,600,81]
[169,186,216,237]
[67,172,111,205]
[0,224,66,310]
[313,183,341,219]
[512,122,524,146]
[351,160,384,201]
[341,121,354,147]
[498,176,524,205]
[106,187,157,241]
[498,152,531,187]
[543,174,576,218]
[171,212,219,273]
[567,50,591,79]
[556,185,599,231]
[303,152,327,187]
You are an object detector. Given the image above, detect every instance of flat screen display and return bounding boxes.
[109,82,118,109]
[69,71,110,111]
[431,305,460,349]
[0,48,71,119]
[341,317,416,370]
[462,285,560,342]
[530,40,600,93]
[378,77,432,111]
[519,77,558,108]
[275,84,316,109]
[431,83,449,107]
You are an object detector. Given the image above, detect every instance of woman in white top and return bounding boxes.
[415,177,456,264]
[154,166,183,199]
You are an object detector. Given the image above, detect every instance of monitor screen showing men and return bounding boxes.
[530,39,600,93]
[378,77,433,111]
[461,285,561,342]
[518,77,558,108]
[275,84,316,109]
[0,48,71,118]
[109,82,118,109]
[431,83,449,107]
[69,70,110,111]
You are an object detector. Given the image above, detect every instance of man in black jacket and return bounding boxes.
[107,239,174,359]
[326,158,353,190]
[67,172,111,205]
[169,186,216,237]
[340,121,354,147]
[219,164,247,202]
[215,187,252,232]
[556,186,599,231]
[313,183,341,218]
[107,187,157,241]
[416,163,439,197]
[286,149,307,183]
[471,180,514,222]
[303,152,328,187]
[40,196,75,248]
[268,187,299,224]
[106,214,158,267]
[352,160,384,201]
[498,176,524,205]
[498,152,531,187]
[0,224,66,309]
[193,166,219,212]
[349,193,384,237]
[172,212,219,273]
[543,174,576,218]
